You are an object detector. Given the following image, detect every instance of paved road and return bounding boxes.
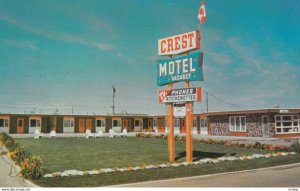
[118,163,300,187]
[0,146,37,187]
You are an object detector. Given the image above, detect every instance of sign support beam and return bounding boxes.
[168,83,175,162]
[185,81,193,163]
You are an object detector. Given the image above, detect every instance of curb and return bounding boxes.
[0,145,39,187]
[112,162,300,187]
[1,156,40,187]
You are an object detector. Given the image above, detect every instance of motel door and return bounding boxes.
[157,118,165,133]
[262,116,269,138]
[86,119,92,131]
[123,119,130,131]
[79,119,85,133]
[148,120,152,129]
[17,118,24,134]
[180,118,186,134]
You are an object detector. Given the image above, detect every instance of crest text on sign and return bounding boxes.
[158,31,201,56]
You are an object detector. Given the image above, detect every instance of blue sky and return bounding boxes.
[0,0,299,115]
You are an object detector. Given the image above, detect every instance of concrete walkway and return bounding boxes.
[10,132,299,146]
[0,145,38,187]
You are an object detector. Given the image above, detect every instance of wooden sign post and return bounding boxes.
[168,83,175,162]
[185,81,193,162]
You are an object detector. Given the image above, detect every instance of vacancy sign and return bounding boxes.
[158,31,201,56]
[159,87,202,104]
[173,103,186,117]
[157,51,204,86]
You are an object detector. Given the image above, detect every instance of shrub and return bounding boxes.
[174,135,179,141]
[146,128,154,132]
[268,145,276,151]
[291,140,300,153]
[133,132,293,152]
[0,133,43,180]
[20,156,43,180]
[253,142,262,149]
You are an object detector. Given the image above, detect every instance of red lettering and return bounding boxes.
[160,40,166,53]
[188,32,195,48]
[182,34,187,49]
[167,38,173,52]
[174,36,180,50]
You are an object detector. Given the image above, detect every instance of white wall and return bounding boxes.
[96,127,106,133]
[63,126,75,133]
[174,126,180,134]
[112,126,121,132]
[200,127,208,135]
[29,127,41,134]
[192,127,198,135]
[0,127,9,134]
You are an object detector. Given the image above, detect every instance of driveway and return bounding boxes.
[117,163,300,187]
[0,145,37,187]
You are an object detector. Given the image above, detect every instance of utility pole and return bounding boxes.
[112,85,116,115]
[72,104,74,114]
[206,91,209,112]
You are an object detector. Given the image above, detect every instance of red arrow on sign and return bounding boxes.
[158,89,171,104]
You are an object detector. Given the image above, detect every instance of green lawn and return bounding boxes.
[15,137,300,187]
[17,137,269,174]
[35,154,300,187]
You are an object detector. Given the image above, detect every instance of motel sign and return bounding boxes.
[157,51,204,86]
[156,29,203,163]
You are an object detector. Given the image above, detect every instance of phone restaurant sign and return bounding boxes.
[156,30,204,163]
[158,87,202,104]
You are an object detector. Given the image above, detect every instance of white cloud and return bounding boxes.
[201,28,300,110]
[0,39,38,50]
[0,14,113,51]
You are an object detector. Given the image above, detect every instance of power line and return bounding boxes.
[202,89,246,110]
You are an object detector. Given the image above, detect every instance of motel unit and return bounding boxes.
[0,114,152,135]
[0,108,299,138]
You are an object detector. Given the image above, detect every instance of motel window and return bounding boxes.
[29,119,41,128]
[134,120,139,127]
[229,116,246,132]
[174,119,180,127]
[200,119,207,128]
[153,119,157,127]
[134,120,143,127]
[96,119,105,127]
[275,115,299,134]
[140,120,143,127]
[0,118,9,128]
[113,119,121,127]
[193,118,197,128]
[63,119,74,128]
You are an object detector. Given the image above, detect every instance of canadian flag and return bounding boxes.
[197,0,206,24]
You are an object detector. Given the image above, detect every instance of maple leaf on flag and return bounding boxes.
[197,0,206,24]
